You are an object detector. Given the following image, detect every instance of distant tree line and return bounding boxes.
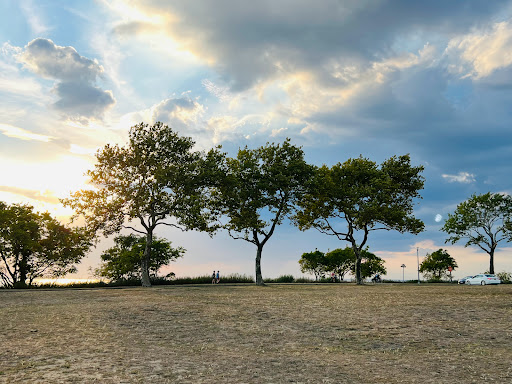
[6,122,510,288]
[299,247,387,281]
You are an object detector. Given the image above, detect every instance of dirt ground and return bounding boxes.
[1,283,511,383]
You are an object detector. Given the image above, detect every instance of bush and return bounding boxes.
[496,271,512,284]
[264,275,295,283]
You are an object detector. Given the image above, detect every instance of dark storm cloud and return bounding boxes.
[120,0,510,90]
[18,38,115,120]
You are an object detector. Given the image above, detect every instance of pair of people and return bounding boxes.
[211,270,220,284]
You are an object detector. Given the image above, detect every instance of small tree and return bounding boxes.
[296,155,424,284]
[324,248,354,281]
[419,249,457,280]
[0,202,92,288]
[218,139,312,285]
[95,234,184,282]
[442,192,512,274]
[298,250,326,281]
[63,122,221,287]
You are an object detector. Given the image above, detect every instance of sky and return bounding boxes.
[2,0,512,282]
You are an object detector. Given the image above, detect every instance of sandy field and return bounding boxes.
[1,283,511,383]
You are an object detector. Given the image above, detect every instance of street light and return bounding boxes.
[401,264,406,283]
[417,247,420,284]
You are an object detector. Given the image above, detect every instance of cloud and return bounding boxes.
[446,21,512,80]
[0,123,53,142]
[17,38,115,121]
[111,1,509,91]
[435,214,443,223]
[442,172,476,184]
[19,0,50,35]
[0,185,60,204]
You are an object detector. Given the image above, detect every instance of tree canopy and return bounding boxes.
[298,250,326,281]
[298,246,386,281]
[419,248,457,280]
[218,139,312,285]
[324,248,354,281]
[442,192,512,274]
[95,234,184,282]
[63,122,221,287]
[0,202,92,288]
[295,154,424,284]
[348,248,387,279]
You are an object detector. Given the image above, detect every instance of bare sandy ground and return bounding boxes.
[1,284,511,383]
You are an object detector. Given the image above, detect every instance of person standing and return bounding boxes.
[212,270,216,284]
[216,270,220,284]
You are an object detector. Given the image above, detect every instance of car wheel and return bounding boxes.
[481,280,486,286]
[466,280,470,285]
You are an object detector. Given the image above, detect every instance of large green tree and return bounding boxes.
[419,248,457,280]
[63,122,221,287]
[95,234,184,282]
[0,202,92,288]
[442,192,512,274]
[298,249,326,281]
[295,155,424,284]
[218,139,312,285]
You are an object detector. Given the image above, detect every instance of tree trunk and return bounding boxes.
[255,245,265,286]
[355,252,362,285]
[141,230,153,287]
[489,249,495,274]
[15,256,29,289]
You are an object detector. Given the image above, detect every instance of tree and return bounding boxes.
[298,250,326,281]
[218,139,312,285]
[324,248,354,281]
[63,122,221,287]
[442,192,512,274]
[295,155,424,284]
[350,248,387,279]
[95,234,184,282]
[419,248,457,280]
[0,202,92,288]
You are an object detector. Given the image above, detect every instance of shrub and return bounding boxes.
[496,271,512,284]
[264,275,295,283]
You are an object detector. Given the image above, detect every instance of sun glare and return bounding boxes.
[0,154,94,218]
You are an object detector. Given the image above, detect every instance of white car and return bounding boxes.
[465,274,501,285]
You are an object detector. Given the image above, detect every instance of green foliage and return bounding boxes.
[295,154,424,284]
[348,248,387,279]
[496,271,512,283]
[0,202,92,288]
[298,250,326,280]
[63,122,222,287]
[324,248,354,281]
[169,274,255,284]
[299,246,386,281]
[94,234,184,282]
[264,274,295,283]
[442,192,512,274]
[218,139,312,285]
[419,249,457,280]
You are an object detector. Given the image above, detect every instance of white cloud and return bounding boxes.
[20,0,50,35]
[435,214,443,223]
[442,172,476,184]
[0,123,53,142]
[446,21,512,79]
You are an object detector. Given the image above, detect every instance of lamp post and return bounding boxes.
[417,247,420,284]
[401,264,406,283]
